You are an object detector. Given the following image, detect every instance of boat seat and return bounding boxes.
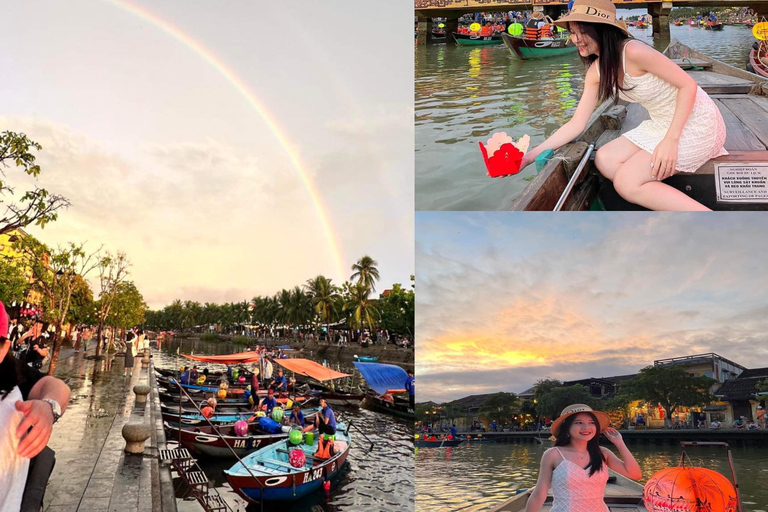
[276,448,323,462]
[261,458,303,471]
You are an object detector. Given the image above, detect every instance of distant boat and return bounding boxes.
[452,32,503,46]
[501,33,578,60]
[353,355,379,362]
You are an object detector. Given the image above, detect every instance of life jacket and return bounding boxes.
[481,26,493,36]
[525,26,538,39]
[315,437,335,459]
[539,24,553,38]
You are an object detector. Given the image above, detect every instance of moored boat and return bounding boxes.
[500,33,578,61]
[452,32,503,46]
[353,355,379,362]
[164,421,290,457]
[225,423,351,502]
[353,362,415,419]
[706,21,725,30]
[509,39,768,211]
[674,20,685,26]
[414,438,465,448]
[749,45,768,78]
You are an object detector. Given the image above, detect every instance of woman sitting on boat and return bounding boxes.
[519,0,727,211]
[524,404,641,512]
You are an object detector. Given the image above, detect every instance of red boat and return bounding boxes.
[749,45,768,78]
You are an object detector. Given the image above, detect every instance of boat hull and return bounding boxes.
[749,48,768,78]
[414,439,465,447]
[501,33,577,60]
[452,32,503,46]
[164,422,288,458]
[363,391,414,420]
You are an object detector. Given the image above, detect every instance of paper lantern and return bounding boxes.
[508,23,523,35]
[447,435,453,440]
[479,133,528,178]
[289,448,306,468]
[248,396,254,406]
[478,434,482,438]
[202,407,214,419]
[643,467,738,512]
[470,22,481,32]
[238,376,246,384]
[753,22,768,40]
[272,407,284,422]
[414,434,420,440]
[197,376,206,385]
[232,368,239,379]
[234,420,248,436]
[289,429,303,445]
[217,389,227,399]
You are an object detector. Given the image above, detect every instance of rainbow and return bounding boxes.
[103,0,346,279]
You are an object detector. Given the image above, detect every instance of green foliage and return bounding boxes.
[0,131,70,235]
[351,255,380,292]
[200,333,220,342]
[66,275,95,325]
[533,378,563,401]
[478,392,520,422]
[0,258,30,304]
[344,282,380,331]
[232,335,251,345]
[622,365,716,427]
[378,283,415,336]
[109,281,146,329]
[757,378,768,395]
[535,384,593,418]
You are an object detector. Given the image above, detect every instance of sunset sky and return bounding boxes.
[1,0,413,308]
[416,213,768,403]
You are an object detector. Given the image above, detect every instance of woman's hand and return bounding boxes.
[16,400,55,458]
[520,151,537,171]
[651,137,679,181]
[603,427,623,445]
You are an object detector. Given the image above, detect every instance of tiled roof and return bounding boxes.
[715,367,768,401]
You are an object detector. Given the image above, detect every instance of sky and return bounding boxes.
[1,0,414,308]
[416,213,768,403]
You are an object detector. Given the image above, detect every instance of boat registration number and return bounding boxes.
[303,468,324,484]
[715,163,768,202]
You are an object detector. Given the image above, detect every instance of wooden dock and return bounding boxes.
[489,471,647,512]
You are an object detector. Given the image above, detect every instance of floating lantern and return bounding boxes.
[289,429,303,445]
[508,23,523,36]
[217,389,227,399]
[272,407,284,422]
[470,22,481,32]
[289,448,306,468]
[643,467,738,512]
[202,407,214,419]
[479,133,530,178]
[234,420,248,436]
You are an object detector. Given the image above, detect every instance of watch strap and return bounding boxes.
[42,398,62,423]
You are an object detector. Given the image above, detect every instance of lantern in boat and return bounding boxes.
[478,434,482,438]
[202,407,214,418]
[180,366,185,372]
[219,382,229,390]
[467,436,471,440]
[272,407,284,422]
[479,133,529,178]
[643,467,738,512]
[286,399,293,409]
[232,368,239,379]
[197,376,206,385]
[248,396,254,406]
[289,429,303,445]
[234,420,248,436]
[217,389,227,399]
[238,376,246,384]
[289,448,306,468]
[447,435,453,440]
[414,434,420,440]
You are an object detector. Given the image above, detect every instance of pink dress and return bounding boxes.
[550,447,609,512]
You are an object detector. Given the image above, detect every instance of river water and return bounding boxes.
[415,25,761,210]
[156,339,414,512]
[415,442,768,511]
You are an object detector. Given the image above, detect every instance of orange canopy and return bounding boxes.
[181,352,261,365]
[274,358,350,382]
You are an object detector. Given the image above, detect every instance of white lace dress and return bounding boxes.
[550,448,609,512]
[615,40,728,173]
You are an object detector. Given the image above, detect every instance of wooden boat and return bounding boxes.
[363,390,414,419]
[452,32,503,46]
[164,421,290,457]
[353,362,415,419]
[163,405,322,428]
[509,39,768,211]
[706,21,725,30]
[225,423,351,502]
[431,29,447,40]
[160,402,253,416]
[674,20,685,26]
[689,20,697,26]
[274,358,361,407]
[501,33,578,61]
[489,472,648,511]
[749,45,768,78]
[414,438,465,448]
[353,355,378,363]
[636,22,649,29]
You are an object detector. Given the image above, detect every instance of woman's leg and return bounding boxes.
[594,136,643,181]
[612,150,711,211]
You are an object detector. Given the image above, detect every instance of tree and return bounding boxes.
[0,258,30,305]
[344,282,380,333]
[0,132,70,235]
[16,237,100,374]
[110,282,147,330]
[622,365,717,428]
[304,275,341,337]
[533,378,563,402]
[479,392,520,423]
[757,378,768,396]
[94,251,130,358]
[535,385,593,419]
[351,255,380,292]
[378,283,415,336]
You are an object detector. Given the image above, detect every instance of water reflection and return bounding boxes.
[416,25,760,210]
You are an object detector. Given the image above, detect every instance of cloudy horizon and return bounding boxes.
[416,213,768,404]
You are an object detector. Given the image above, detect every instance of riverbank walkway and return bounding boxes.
[41,347,176,512]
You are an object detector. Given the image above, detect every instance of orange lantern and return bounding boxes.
[643,467,738,512]
[202,407,214,418]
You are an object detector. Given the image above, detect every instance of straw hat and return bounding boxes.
[550,404,611,437]
[531,11,546,20]
[552,0,631,36]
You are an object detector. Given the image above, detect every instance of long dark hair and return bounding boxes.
[554,412,604,476]
[570,22,631,104]
[0,339,25,400]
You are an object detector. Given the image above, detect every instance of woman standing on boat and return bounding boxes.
[524,404,641,512]
[520,0,727,211]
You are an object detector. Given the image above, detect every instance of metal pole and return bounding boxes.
[553,143,595,211]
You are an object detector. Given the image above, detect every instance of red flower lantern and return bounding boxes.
[478,132,530,178]
[202,407,214,419]
[643,467,738,512]
[289,448,306,468]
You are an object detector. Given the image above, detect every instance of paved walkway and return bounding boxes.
[40,348,172,512]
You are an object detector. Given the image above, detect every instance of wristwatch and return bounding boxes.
[42,399,62,424]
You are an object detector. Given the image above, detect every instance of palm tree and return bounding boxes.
[351,255,380,293]
[304,275,341,338]
[344,282,380,334]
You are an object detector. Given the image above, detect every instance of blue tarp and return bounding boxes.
[353,362,409,395]
[276,345,292,350]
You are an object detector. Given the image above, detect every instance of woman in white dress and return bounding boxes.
[524,404,642,512]
[520,0,727,211]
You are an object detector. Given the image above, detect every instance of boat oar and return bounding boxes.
[336,412,374,452]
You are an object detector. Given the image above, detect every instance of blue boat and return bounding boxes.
[225,423,351,502]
